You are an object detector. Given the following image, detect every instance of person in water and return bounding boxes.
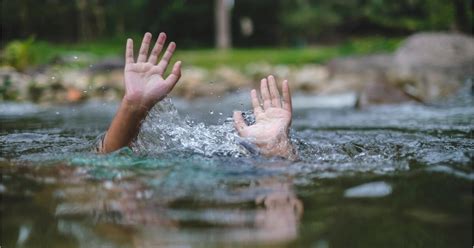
[99,32,297,160]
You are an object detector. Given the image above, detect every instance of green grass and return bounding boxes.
[6,36,403,69]
[176,37,402,68]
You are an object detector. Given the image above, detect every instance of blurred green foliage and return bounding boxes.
[0,37,35,71]
[0,0,468,70]
[362,0,456,30]
[281,0,470,43]
[1,0,471,47]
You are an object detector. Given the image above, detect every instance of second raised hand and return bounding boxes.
[233,75,297,160]
[124,32,182,110]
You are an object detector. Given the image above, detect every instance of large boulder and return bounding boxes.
[328,32,474,107]
[394,32,474,68]
[390,32,474,102]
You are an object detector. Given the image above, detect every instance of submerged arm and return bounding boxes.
[100,32,181,153]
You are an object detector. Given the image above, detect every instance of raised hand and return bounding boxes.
[124,32,181,110]
[233,75,297,159]
[101,32,181,153]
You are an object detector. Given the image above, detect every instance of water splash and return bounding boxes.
[133,98,252,157]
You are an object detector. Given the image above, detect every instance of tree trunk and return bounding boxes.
[452,0,471,33]
[92,0,106,37]
[76,0,91,41]
[19,0,29,37]
[215,0,232,50]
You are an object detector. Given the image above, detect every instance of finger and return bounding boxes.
[125,38,134,64]
[233,111,248,134]
[156,42,176,75]
[148,32,166,64]
[260,78,272,109]
[137,32,152,62]
[268,75,281,108]
[282,80,292,111]
[164,61,182,89]
[251,89,262,113]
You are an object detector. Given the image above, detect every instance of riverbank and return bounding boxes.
[1,33,472,107]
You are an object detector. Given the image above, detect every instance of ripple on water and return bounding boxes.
[344,181,393,198]
[0,93,473,247]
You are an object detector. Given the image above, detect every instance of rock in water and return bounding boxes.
[391,32,474,102]
[395,32,474,68]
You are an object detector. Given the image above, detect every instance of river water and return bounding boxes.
[0,88,472,247]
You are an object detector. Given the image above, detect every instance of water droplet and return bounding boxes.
[219,112,223,116]
[73,56,78,60]
[209,110,214,115]
[55,111,60,115]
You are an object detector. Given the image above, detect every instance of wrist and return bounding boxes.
[255,133,296,159]
[121,97,152,114]
[118,98,151,123]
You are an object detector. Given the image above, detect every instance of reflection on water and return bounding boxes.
[0,88,473,247]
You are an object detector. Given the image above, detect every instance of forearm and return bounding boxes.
[100,99,149,153]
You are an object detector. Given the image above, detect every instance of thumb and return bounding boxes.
[233,111,247,134]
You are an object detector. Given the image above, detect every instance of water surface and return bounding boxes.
[1,91,472,247]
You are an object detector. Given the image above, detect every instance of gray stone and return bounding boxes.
[390,32,474,102]
[394,32,474,69]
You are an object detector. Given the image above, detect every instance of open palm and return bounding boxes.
[124,32,181,109]
[234,76,293,155]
